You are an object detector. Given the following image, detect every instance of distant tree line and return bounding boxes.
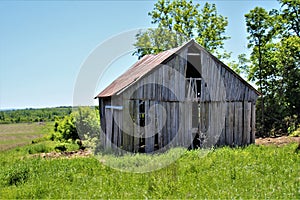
[0,107,72,124]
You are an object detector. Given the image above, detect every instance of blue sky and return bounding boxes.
[0,1,279,109]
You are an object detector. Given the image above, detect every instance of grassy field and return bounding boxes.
[0,141,299,198]
[0,123,299,198]
[0,123,53,151]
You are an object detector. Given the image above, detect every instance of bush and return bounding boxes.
[54,142,80,152]
[290,125,300,137]
[53,114,78,141]
[28,143,51,154]
[52,107,100,151]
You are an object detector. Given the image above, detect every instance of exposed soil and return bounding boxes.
[32,149,93,159]
[255,136,300,147]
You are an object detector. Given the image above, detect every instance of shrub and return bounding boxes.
[290,125,300,137]
[28,143,51,154]
[53,114,78,141]
[54,142,80,152]
[52,106,100,151]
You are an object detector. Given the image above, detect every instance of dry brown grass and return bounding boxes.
[256,136,300,146]
[0,123,51,151]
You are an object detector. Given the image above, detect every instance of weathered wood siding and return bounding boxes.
[99,44,259,152]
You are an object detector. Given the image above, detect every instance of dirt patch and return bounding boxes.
[255,136,300,147]
[32,149,92,159]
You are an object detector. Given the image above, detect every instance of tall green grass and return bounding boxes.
[0,144,299,199]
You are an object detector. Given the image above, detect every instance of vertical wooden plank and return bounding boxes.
[122,100,130,151]
[206,102,212,147]
[157,66,162,101]
[167,102,171,146]
[211,102,216,147]
[251,102,256,144]
[183,101,188,147]
[137,78,143,99]
[169,59,175,101]
[207,58,213,101]
[172,102,178,146]
[173,102,179,146]
[112,111,118,148]
[238,82,244,101]
[237,102,243,146]
[145,73,153,99]
[163,65,168,101]
[99,98,106,148]
[227,102,234,146]
[245,102,251,145]
[233,102,238,146]
[134,99,140,152]
[105,108,112,149]
[162,101,168,147]
[225,102,230,145]
[158,102,164,149]
[179,48,187,102]
[178,102,184,147]
[118,110,123,148]
[174,56,179,101]
[145,100,154,153]
[200,102,209,137]
[144,100,149,152]
[218,102,226,146]
[152,71,157,101]
[242,101,250,145]
[169,102,174,147]
[188,101,193,147]
[225,72,230,101]
[214,64,220,101]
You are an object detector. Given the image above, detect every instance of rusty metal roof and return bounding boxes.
[95,44,184,98]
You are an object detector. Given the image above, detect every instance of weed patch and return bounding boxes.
[5,164,30,186]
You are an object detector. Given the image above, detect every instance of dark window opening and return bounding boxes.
[138,100,146,153]
[154,133,159,150]
[111,116,115,144]
[189,133,201,150]
[139,100,145,127]
[186,49,202,100]
[138,137,145,153]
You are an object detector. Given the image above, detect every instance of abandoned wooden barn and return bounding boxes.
[95,39,260,153]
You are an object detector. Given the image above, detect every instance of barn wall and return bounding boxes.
[200,50,258,102]
[99,44,259,152]
[122,49,188,102]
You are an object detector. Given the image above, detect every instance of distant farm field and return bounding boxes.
[0,123,52,151]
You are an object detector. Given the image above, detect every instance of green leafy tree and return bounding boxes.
[279,0,300,37]
[133,27,188,59]
[134,0,230,59]
[244,1,300,136]
[245,7,273,134]
[227,53,250,76]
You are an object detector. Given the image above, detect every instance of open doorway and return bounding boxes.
[186,46,202,149]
